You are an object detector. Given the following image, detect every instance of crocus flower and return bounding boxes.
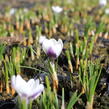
[39,35,47,45]
[11,75,44,103]
[99,0,107,6]
[105,8,109,14]
[40,36,63,59]
[52,6,63,13]
[9,8,16,15]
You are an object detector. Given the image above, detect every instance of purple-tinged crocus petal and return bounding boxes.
[41,37,63,59]
[47,47,57,58]
[28,84,44,100]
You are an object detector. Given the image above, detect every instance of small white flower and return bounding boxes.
[52,6,63,13]
[9,8,16,15]
[105,8,109,14]
[99,0,107,6]
[39,35,47,45]
[40,37,63,58]
[11,75,44,103]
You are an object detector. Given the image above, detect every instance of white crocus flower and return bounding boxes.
[39,35,47,45]
[52,6,63,13]
[40,36,63,58]
[99,0,107,6]
[9,8,16,15]
[11,75,44,103]
[105,8,109,14]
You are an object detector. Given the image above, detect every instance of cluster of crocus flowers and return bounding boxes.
[39,36,63,91]
[11,75,44,109]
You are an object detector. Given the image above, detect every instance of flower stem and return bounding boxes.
[86,96,94,109]
[21,99,28,109]
[52,69,58,91]
[49,61,58,91]
[28,100,32,109]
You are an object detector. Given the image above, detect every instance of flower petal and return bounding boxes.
[48,39,63,58]
[42,38,54,55]
[28,84,44,100]
[11,75,16,89]
[99,0,107,6]
[54,39,63,57]
[15,75,28,95]
[35,79,40,86]
[52,6,63,13]
[39,36,47,44]
[47,47,57,58]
